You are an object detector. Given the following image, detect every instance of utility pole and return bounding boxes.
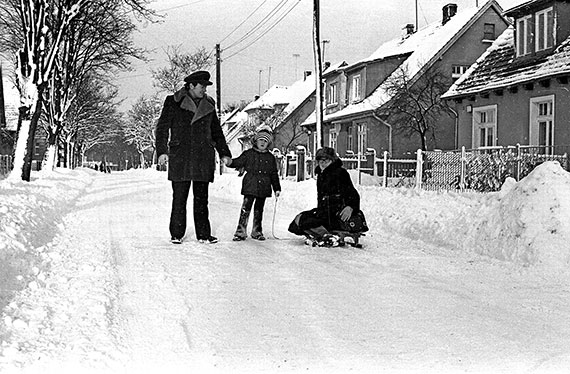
[313,0,324,149]
[293,53,300,80]
[215,44,221,120]
[258,69,263,96]
[267,66,272,90]
[415,0,418,33]
[321,39,330,65]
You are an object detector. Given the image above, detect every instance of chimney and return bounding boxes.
[303,70,312,80]
[254,95,260,101]
[442,3,458,25]
[402,23,415,38]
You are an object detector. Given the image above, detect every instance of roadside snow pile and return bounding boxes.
[370,161,570,271]
[467,161,570,270]
[0,168,95,313]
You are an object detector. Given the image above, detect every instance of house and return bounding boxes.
[303,0,510,159]
[222,108,249,157]
[224,73,315,155]
[442,0,570,156]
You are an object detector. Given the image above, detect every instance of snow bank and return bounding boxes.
[361,161,570,271]
[0,168,95,312]
[467,161,570,270]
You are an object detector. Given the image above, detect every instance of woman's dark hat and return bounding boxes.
[315,147,338,161]
[184,71,213,86]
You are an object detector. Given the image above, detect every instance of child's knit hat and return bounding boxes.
[254,129,272,144]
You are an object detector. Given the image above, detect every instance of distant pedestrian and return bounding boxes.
[227,128,281,241]
[155,70,232,244]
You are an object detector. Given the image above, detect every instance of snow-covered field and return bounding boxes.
[0,162,569,374]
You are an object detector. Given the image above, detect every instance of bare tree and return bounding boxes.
[0,0,153,181]
[124,93,162,167]
[151,45,213,93]
[66,79,123,168]
[41,0,147,171]
[377,64,452,151]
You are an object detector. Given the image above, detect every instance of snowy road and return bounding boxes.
[3,169,570,374]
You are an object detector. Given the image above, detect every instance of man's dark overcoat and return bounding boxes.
[156,93,231,182]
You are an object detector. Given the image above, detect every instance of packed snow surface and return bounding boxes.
[1,162,569,374]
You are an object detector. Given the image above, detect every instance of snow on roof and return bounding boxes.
[224,110,249,142]
[244,77,314,116]
[316,0,500,123]
[443,27,570,98]
[243,85,290,111]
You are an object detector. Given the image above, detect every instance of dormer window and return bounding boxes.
[516,15,532,56]
[350,75,361,102]
[535,7,554,52]
[327,82,338,105]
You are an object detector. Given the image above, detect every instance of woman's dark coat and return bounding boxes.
[315,158,360,219]
[155,94,231,182]
[230,148,281,197]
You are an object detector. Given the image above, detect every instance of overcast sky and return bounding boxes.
[117,0,523,111]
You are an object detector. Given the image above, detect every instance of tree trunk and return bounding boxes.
[8,94,42,182]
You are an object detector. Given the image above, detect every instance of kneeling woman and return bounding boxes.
[288,147,360,247]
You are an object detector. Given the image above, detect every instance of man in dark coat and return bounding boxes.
[156,70,232,244]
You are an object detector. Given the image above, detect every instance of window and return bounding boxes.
[357,122,367,154]
[351,75,361,102]
[452,65,469,79]
[347,125,354,152]
[327,82,338,105]
[329,123,340,150]
[530,95,554,154]
[472,105,497,148]
[483,23,495,40]
[516,15,532,56]
[535,7,554,52]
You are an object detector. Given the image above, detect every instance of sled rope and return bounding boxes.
[271,196,280,240]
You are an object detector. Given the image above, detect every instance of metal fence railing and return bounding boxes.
[422,145,569,192]
[283,144,570,193]
[0,155,13,176]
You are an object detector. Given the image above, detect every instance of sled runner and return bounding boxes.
[331,230,364,248]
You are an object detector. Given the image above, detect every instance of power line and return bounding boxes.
[156,0,207,13]
[218,0,271,44]
[223,0,301,61]
[223,0,292,51]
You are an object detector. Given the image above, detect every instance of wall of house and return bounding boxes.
[556,1,570,44]
[438,7,509,86]
[364,55,408,96]
[453,79,570,148]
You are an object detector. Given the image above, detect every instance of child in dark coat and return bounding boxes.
[228,129,281,241]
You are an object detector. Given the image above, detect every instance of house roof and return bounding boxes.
[226,76,315,140]
[442,27,570,99]
[302,0,504,125]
